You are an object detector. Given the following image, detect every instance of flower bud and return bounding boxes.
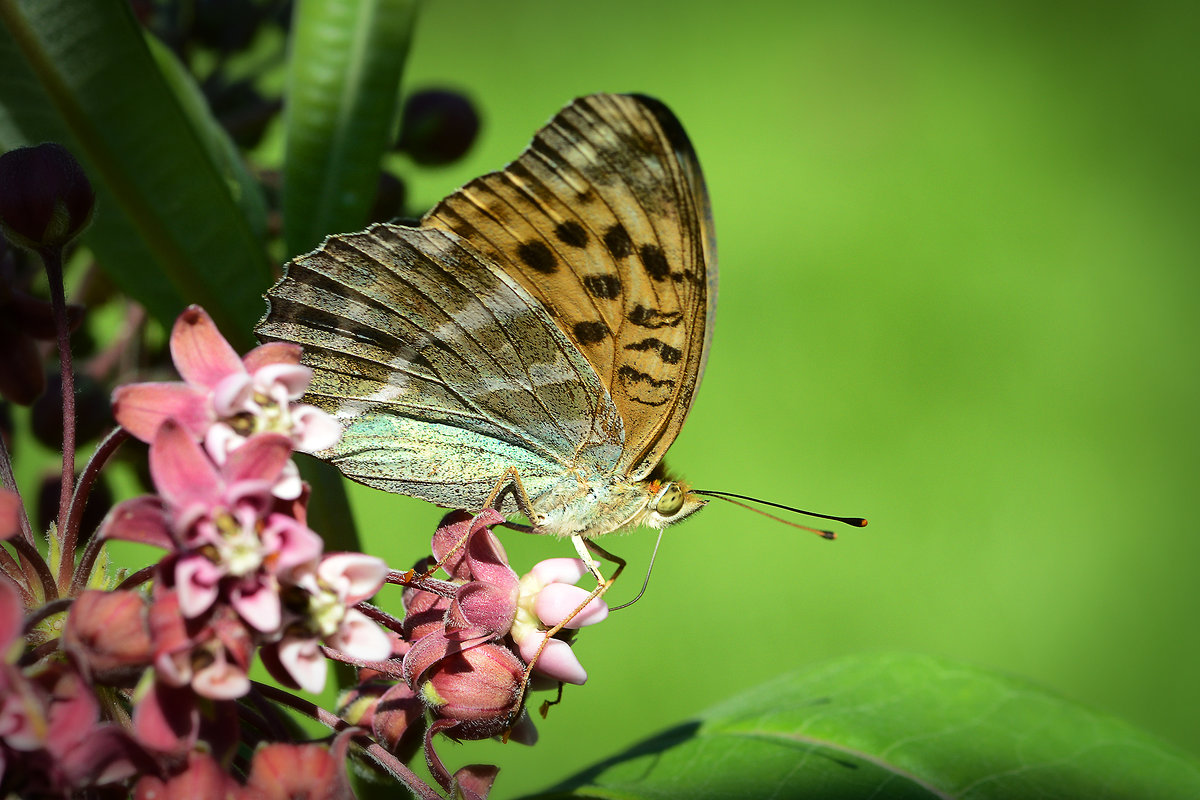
[0,143,94,250]
[396,89,480,166]
[63,590,153,682]
[419,642,524,740]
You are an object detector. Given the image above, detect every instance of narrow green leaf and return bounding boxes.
[532,653,1200,800]
[0,0,270,347]
[282,0,417,256]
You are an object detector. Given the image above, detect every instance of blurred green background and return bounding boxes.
[364,1,1199,795]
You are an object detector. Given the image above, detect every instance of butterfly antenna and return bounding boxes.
[609,529,665,612]
[692,490,867,540]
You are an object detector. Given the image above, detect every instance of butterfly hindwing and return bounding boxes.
[424,93,717,480]
[257,224,625,510]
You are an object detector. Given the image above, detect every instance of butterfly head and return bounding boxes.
[642,478,707,530]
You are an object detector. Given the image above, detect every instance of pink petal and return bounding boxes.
[252,362,313,401]
[261,514,324,574]
[223,432,293,486]
[174,556,222,618]
[317,553,387,604]
[242,341,302,373]
[431,510,475,579]
[0,488,20,540]
[202,422,242,467]
[230,579,281,632]
[447,581,516,640]
[402,631,453,687]
[506,713,539,746]
[276,635,328,694]
[534,583,608,629]
[59,725,146,786]
[271,461,304,500]
[463,516,517,591]
[291,405,341,452]
[244,743,351,800]
[0,577,22,648]
[100,496,174,549]
[327,608,391,661]
[452,764,500,800]
[517,633,587,685]
[529,558,590,586]
[149,420,221,509]
[191,656,250,700]
[132,682,199,754]
[111,382,212,442]
[169,306,244,390]
[211,372,253,417]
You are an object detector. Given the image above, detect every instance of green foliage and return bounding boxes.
[531,654,1200,800]
[282,0,418,255]
[0,0,270,346]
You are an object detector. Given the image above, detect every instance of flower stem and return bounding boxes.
[39,246,75,563]
[59,426,128,588]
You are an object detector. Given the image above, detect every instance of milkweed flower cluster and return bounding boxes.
[0,142,610,800]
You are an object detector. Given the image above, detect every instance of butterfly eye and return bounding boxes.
[654,482,685,517]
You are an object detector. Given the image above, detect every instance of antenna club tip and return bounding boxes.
[821,531,836,540]
[851,518,868,527]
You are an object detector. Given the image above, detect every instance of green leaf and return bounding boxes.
[282,0,417,257]
[0,0,270,348]
[529,653,1200,800]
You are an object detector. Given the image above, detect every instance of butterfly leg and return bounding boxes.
[571,534,604,581]
[483,466,544,527]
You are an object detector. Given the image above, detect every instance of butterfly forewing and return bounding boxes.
[424,94,716,480]
[257,224,625,511]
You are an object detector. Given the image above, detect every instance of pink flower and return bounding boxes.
[511,558,608,686]
[260,553,390,693]
[112,305,339,499]
[103,421,323,631]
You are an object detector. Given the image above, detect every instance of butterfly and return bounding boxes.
[255,94,716,559]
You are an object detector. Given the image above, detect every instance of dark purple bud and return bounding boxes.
[37,473,111,544]
[367,170,408,223]
[206,77,279,149]
[190,0,263,53]
[32,371,109,448]
[397,89,481,166]
[0,143,94,250]
[0,314,44,404]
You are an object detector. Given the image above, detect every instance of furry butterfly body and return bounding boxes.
[256,94,716,539]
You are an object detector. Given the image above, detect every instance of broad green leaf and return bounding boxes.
[0,0,270,347]
[282,0,417,256]
[143,33,268,245]
[529,653,1200,800]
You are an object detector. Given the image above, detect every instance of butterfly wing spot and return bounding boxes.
[603,223,634,259]
[627,305,682,329]
[517,240,559,274]
[554,220,589,248]
[638,244,670,281]
[582,274,621,299]
[572,321,610,345]
[624,337,682,364]
[617,365,675,406]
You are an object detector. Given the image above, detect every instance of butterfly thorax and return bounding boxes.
[530,467,707,539]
